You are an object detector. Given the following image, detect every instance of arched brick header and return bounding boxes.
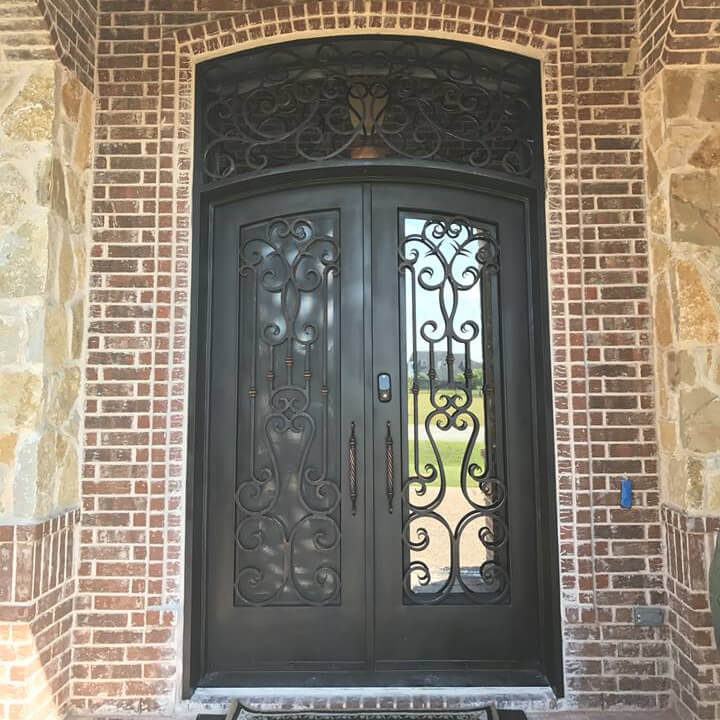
[173,2,562,58]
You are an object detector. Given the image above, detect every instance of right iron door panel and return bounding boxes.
[372,183,540,672]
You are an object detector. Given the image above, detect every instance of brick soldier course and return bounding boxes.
[0,1,718,719]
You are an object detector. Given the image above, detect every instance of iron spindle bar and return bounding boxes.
[348,421,358,515]
[386,421,394,513]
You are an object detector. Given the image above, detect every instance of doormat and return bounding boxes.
[197,701,527,720]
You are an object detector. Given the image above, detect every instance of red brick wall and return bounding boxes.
[36,0,98,91]
[639,0,720,84]
[0,510,78,720]
[664,510,720,720]
[77,0,670,714]
[0,1,97,90]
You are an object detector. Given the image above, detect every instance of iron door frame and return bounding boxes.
[185,162,562,696]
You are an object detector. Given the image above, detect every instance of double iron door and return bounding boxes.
[202,181,542,686]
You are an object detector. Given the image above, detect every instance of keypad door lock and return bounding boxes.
[377,373,391,402]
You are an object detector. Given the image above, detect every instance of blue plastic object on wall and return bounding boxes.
[620,478,633,509]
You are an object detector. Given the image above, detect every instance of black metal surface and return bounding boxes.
[187,36,560,697]
[370,183,538,672]
[197,37,540,184]
[349,421,359,516]
[201,184,368,677]
[385,421,394,513]
[190,178,558,687]
[234,211,342,607]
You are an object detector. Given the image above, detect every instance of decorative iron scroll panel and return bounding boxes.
[399,213,508,605]
[199,37,540,183]
[234,212,341,607]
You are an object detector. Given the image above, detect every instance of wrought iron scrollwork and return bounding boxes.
[234,212,342,606]
[400,214,508,605]
[200,38,539,182]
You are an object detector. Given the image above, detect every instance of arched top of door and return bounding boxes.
[194,35,544,193]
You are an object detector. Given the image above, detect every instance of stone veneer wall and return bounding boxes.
[0,61,92,524]
[644,64,720,720]
[0,1,95,719]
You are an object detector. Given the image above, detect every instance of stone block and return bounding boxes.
[664,69,694,119]
[43,304,69,368]
[61,76,84,122]
[46,367,80,426]
[699,71,720,122]
[23,304,44,364]
[65,169,87,232]
[0,163,29,226]
[56,441,78,508]
[643,77,664,152]
[658,124,700,170]
[0,311,24,364]
[680,387,720,453]
[678,350,696,386]
[0,220,49,298]
[645,145,660,196]
[686,457,705,511]
[673,261,719,344]
[0,66,54,142]
[13,430,56,517]
[653,277,673,347]
[0,433,17,466]
[0,72,26,115]
[648,193,667,235]
[35,156,52,207]
[57,232,76,303]
[708,473,720,514]
[670,171,720,248]
[665,456,686,508]
[72,93,93,172]
[690,129,720,169]
[0,370,42,430]
[70,299,85,360]
[658,420,677,453]
[48,158,68,220]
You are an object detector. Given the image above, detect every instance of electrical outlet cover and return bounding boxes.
[633,606,664,627]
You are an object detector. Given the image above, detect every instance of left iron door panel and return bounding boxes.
[203,185,367,679]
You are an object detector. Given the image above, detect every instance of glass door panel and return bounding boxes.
[399,214,508,604]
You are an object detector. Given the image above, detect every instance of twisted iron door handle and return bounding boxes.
[348,421,358,515]
[385,421,394,513]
